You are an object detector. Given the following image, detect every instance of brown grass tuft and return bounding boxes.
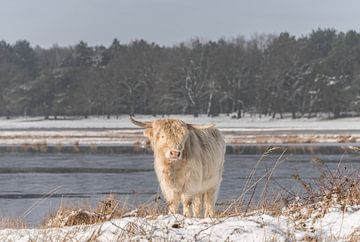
[21,143,31,152]
[348,228,360,242]
[45,193,166,228]
[90,143,97,152]
[31,142,48,152]
[0,217,27,229]
[55,143,63,152]
[73,141,80,152]
[338,135,357,143]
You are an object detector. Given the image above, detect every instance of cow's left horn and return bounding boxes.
[130,116,152,128]
[188,123,215,129]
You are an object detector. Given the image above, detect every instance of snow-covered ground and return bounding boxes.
[1,114,360,130]
[1,207,359,241]
[0,115,360,145]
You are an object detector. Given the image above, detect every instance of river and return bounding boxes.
[0,151,359,226]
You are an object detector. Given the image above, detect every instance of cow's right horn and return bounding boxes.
[130,116,152,128]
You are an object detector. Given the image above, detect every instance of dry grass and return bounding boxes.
[218,147,360,237]
[216,149,360,241]
[220,147,287,217]
[337,135,357,143]
[31,142,48,152]
[89,143,97,152]
[45,194,166,228]
[72,141,80,152]
[348,228,360,242]
[45,194,123,227]
[0,217,27,229]
[20,143,31,152]
[278,163,360,242]
[282,158,360,229]
[55,143,63,152]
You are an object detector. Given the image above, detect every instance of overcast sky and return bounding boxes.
[0,0,359,48]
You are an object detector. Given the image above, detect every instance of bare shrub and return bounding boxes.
[283,158,360,228]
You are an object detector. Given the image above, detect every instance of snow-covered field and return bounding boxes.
[1,207,359,241]
[1,115,360,145]
[1,114,360,130]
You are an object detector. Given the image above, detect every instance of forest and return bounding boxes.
[0,28,360,119]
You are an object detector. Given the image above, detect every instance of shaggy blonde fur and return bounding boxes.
[132,117,225,218]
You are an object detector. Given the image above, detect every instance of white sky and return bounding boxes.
[0,0,359,48]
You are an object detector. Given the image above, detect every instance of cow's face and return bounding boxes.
[145,119,189,161]
[130,116,214,161]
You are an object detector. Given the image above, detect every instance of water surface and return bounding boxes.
[0,152,359,225]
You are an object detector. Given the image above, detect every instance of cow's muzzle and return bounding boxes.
[168,149,182,160]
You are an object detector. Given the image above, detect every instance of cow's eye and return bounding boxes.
[161,135,165,139]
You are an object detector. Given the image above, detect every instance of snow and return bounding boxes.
[1,114,360,130]
[1,207,359,241]
[1,115,360,145]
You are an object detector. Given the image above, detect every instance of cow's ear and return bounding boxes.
[144,128,153,139]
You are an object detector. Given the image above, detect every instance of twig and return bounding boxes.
[22,186,63,218]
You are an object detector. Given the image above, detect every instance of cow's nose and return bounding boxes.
[170,150,181,158]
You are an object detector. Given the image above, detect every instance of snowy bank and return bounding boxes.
[2,115,360,130]
[1,115,360,145]
[1,208,359,241]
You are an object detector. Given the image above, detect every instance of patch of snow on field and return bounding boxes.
[1,115,360,130]
[1,115,360,145]
[1,208,359,241]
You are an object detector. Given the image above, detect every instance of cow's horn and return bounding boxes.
[130,116,152,128]
[188,123,215,129]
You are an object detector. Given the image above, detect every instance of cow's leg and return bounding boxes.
[159,181,181,215]
[204,187,217,218]
[167,192,181,215]
[181,194,192,217]
[192,194,203,218]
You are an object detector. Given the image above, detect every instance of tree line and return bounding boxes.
[1,28,360,119]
